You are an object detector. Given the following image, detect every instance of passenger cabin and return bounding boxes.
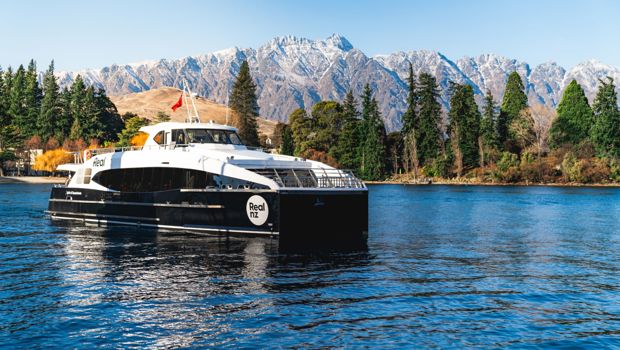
[139,122,245,149]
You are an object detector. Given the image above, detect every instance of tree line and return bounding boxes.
[0,60,128,172]
[2,58,619,184]
[271,63,620,183]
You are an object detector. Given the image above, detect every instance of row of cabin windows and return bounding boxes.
[91,167,215,192]
[152,129,244,146]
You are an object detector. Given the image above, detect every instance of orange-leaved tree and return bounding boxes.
[130,132,148,147]
[33,149,74,173]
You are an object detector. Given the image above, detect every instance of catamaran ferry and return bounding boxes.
[46,86,368,245]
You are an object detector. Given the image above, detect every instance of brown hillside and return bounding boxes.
[109,87,277,137]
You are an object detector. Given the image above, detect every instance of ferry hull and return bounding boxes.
[47,187,368,247]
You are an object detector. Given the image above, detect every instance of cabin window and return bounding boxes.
[91,167,215,192]
[227,132,243,145]
[83,168,92,184]
[172,129,186,145]
[153,131,165,145]
[184,129,244,145]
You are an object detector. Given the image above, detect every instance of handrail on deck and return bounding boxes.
[249,167,365,189]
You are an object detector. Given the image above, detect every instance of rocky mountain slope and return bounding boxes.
[56,34,620,131]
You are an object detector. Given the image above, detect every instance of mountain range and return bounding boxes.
[55,34,620,131]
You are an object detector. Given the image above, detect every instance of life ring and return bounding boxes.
[84,150,92,161]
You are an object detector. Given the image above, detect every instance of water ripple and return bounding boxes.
[2,184,620,348]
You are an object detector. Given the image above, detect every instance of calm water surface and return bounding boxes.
[2,184,620,348]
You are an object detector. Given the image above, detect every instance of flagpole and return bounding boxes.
[182,80,192,123]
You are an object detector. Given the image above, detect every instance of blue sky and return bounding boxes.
[1,0,617,71]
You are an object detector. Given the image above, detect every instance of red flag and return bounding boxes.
[171,93,183,112]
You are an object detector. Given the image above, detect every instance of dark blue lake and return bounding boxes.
[2,183,620,348]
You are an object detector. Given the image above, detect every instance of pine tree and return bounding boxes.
[401,63,420,176]
[9,65,26,132]
[333,90,361,170]
[38,61,61,142]
[56,87,73,142]
[480,90,498,166]
[359,84,386,180]
[22,60,42,138]
[288,108,311,156]
[448,84,481,176]
[0,67,6,129]
[416,72,442,165]
[590,77,620,156]
[549,79,593,148]
[117,115,149,147]
[82,86,105,140]
[498,71,528,148]
[229,60,260,146]
[95,88,124,142]
[280,124,294,155]
[69,75,88,140]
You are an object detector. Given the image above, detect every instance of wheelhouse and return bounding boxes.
[141,122,245,149]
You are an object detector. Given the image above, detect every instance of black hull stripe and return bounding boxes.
[49,214,278,236]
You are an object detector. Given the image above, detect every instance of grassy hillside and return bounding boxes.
[110,87,277,137]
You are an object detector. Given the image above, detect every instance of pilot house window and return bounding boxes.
[153,131,165,145]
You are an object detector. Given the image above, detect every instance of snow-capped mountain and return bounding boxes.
[55,34,620,131]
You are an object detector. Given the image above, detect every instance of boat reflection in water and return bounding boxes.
[56,223,370,347]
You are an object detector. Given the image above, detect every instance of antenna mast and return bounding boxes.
[182,79,201,123]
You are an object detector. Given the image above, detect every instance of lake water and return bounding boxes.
[2,184,620,348]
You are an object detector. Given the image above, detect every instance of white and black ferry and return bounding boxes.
[46,88,367,246]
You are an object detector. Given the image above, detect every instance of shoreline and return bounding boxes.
[365,179,620,188]
[0,176,66,184]
[2,176,619,188]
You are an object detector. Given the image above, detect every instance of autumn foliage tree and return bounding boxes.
[33,149,73,173]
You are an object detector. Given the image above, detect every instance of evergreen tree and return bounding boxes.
[69,75,88,140]
[280,124,294,155]
[288,108,311,156]
[480,90,498,166]
[9,65,26,132]
[3,67,13,115]
[591,77,620,156]
[94,88,124,142]
[359,84,386,180]
[81,86,104,140]
[0,67,7,130]
[386,131,403,175]
[117,115,149,147]
[549,79,593,148]
[333,90,361,170]
[309,100,343,154]
[22,60,42,138]
[229,60,260,146]
[38,61,61,141]
[416,73,442,165]
[448,84,481,176]
[56,87,73,142]
[498,71,528,148]
[401,63,420,175]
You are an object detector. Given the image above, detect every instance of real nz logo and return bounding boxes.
[246,195,269,226]
[93,158,106,167]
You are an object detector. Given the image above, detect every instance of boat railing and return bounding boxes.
[80,144,200,162]
[248,168,365,189]
[81,143,261,162]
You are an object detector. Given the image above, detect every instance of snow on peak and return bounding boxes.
[325,34,353,51]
